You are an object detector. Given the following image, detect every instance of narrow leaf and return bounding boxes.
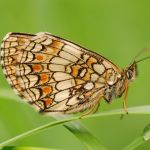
[143,124,150,140]
[123,123,150,150]
[54,115,107,150]
[1,146,60,150]
[123,137,144,150]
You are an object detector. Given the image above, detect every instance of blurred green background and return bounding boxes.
[1,0,150,149]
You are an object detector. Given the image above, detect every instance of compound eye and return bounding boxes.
[126,70,133,79]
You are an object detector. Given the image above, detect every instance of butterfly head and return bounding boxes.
[125,62,137,82]
[124,48,150,82]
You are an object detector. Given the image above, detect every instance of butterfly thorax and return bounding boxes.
[103,76,126,103]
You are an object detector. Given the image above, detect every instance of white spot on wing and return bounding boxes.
[31,43,43,52]
[49,99,69,111]
[41,38,52,45]
[54,89,70,102]
[59,51,78,62]
[84,82,94,90]
[49,64,65,72]
[91,73,99,81]
[67,95,79,105]
[51,57,71,65]
[56,79,75,90]
[79,68,87,77]
[63,45,83,58]
[93,64,105,75]
[107,81,114,85]
[53,72,72,81]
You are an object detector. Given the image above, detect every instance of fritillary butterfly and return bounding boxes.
[1,32,145,114]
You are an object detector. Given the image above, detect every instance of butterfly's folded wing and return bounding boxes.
[1,32,121,113]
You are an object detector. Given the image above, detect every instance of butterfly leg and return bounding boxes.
[120,79,129,119]
[123,79,129,114]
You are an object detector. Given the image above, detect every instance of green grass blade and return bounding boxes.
[54,115,107,150]
[1,146,60,150]
[64,122,106,150]
[143,124,150,140]
[123,124,150,150]
[1,105,150,149]
[122,137,144,150]
[0,116,79,149]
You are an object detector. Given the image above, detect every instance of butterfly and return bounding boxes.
[1,32,148,115]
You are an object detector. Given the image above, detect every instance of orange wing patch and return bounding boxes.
[42,86,53,94]
[36,54,45,61]
[32,64,43,72]
[39,74,50,84]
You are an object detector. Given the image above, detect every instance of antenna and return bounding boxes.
[130,48,150,64]
[136,56,150,64]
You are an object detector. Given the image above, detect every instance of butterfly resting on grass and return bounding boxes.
[1,32,149,115]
